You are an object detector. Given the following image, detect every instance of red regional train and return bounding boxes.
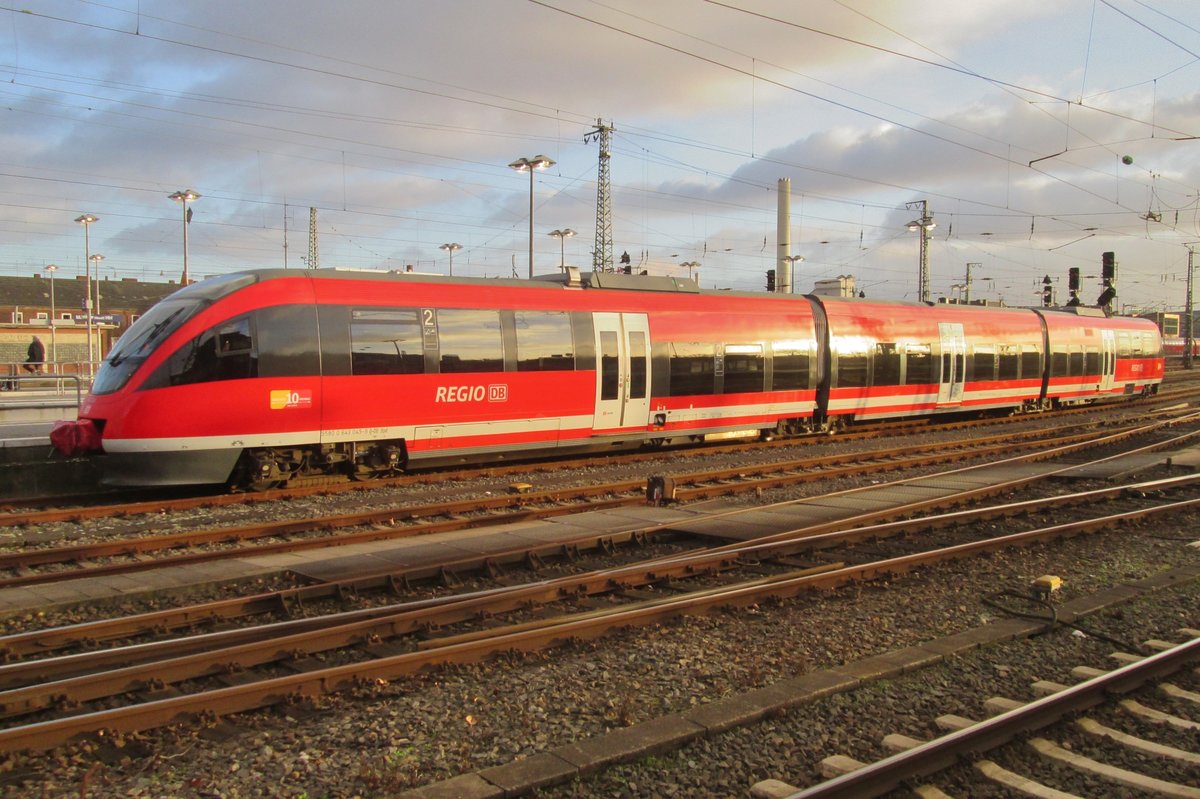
[51,268,1165,489]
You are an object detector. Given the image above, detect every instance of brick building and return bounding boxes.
[0,273,179,374]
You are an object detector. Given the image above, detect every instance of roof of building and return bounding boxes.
[0,274,180,313]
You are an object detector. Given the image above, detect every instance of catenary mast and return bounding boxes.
[586,119,614,272]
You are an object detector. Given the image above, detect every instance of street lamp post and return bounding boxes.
[89,253,106,323]
[508,155,555,279]
[679,261,701,283]
[169,190,201,286]
[905,201,936,303]
[781,255,805,294]
[74,213,98,376]
[438,242,462,276]
[548,229,576,271]
[44,264,58,369]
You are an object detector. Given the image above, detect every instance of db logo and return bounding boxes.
[435,384,509,403]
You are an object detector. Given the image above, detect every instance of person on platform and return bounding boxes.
[23,335,45,374]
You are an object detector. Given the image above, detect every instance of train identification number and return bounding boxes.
[270,389,313,410]
[435,384,508,403]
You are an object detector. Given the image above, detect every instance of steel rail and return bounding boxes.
[1,417,1197,659]
[0,422,1134,587]
[4,389,1193,523]
[7,467,1200,693]
[0,419,947,524]
[1,483,1198,750]
[786,636,1200,799]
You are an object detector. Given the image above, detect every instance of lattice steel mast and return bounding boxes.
[307,207,319,270]
[585,119,614,272]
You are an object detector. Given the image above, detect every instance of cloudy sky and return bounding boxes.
[3,0,1199,312]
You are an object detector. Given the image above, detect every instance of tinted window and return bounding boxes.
[724,344,764,393]
[772,340,810,391]
[600,331,619,400]
[95,299,205,394]
[836,338,870,388]
[1051,346,1068,375]
[874,343,901,386]
[669,342,715,396]
[1116,332,1131,357]
[1021,345,1042,380]
[905,344,932,385]
[439,309,503,373]
[158,314,257,386]
[515,311,574,371]
[628,331,647,399]
[255,305,319,377]
[973,346,995,382]
[351,309,425,375]
[1084,346,1100,376]
[998,346,1019,381]
[1069,347,1084,376]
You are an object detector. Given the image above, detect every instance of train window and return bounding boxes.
[629,332,647,399]
[1163,316,1179,337]
[515,311,575,372]
[350,309,425,375]
[904,344,932,385]
[1021,345,1042,380]
[1069,347,1084,376]
[1147,333,1163,357]
[96,298,205,393]
[724,344,764,393]
[1116,331,1131,357]
[835,337,870,388]
[256,305,319,377]
[159,314,258,387]
[771,340,810,391]
[1130,334,1144,356]
[1084,346,1100,376]
[874,343,901,386]
[669,342,716,396]
[837,354,869,387]
[972,345,996,382]
[997,346,1019,381]
[1051,346,1068,376]
[438,309,504,373]
[600,331,619,400]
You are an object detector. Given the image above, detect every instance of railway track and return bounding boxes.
[772,634,1200,799]
[6,379,1199,517]
[1,412,1197,590]
[1,448,1199,754]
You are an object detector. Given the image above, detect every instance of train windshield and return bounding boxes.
[91,298,204,394]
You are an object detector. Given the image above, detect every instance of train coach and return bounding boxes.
[50,268,1164,489]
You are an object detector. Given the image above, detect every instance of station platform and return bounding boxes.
[2,442,1197,619]
[0,382,86,498]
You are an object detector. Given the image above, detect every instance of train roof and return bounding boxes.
[171,268,1142,321]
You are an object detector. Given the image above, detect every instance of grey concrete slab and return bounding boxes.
[1049,453,1167,480]
[659,516,791,541]
[393,773,504,799]
[476,752,578,794]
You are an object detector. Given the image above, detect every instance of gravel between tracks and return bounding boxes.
[3,414,1199,798]
[6,504,1198,797]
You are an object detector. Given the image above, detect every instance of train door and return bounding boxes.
[592,313,651,433]
[937,322,966,406]
[1099,329,1116,391]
